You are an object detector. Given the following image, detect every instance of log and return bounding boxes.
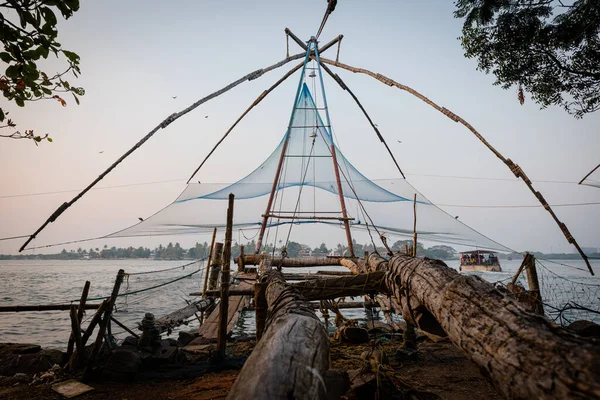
[369,253,600,399]
[154,299,213,334]
[290,271,388,301]
[208,242,223,291]
[66,281,90,364]
[69,305,85,367]
[234,254,358,267]
[217,193,234,359]
[227,270,329,399]
[0,303,102,312]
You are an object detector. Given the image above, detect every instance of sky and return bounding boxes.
[0,0,599,256]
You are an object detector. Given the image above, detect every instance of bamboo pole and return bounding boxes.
[202,227,217,297]
[319,56,594,276]
[84,269,125,381]
[217,193,234,359]
[110,316,139,338]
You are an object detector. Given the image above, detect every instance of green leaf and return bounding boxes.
[41,7,57,26]
[6,65,20,78]
[0,108,4,122]
[42,87,52,95]
[47,137,53,142]
[62,50,80,63]
[15,98,25,107]
[34,136,42,142]
[0,52,13,63]
[72,92,80,105]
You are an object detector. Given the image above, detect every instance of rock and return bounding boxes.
[102,349,142,381]
[0,348,65,376]
[152,343,179,364]
[395,347,418,362]
[161,338,179,347]
[177,331,197,346]
[567,320,600,338]
[138,313,161,348]
[335,326,369,344]
[121,336,138,347]
[324,369,350,400]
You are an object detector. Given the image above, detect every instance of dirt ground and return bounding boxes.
[0,339,502,400]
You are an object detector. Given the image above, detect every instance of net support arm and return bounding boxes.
[578,163,600,185]
[319,57,594,276]
[18,53,308,252]
[285,28,343,56]
[316,59,406,179]
[186,61,305,183]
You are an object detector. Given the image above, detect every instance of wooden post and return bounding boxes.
[69,305,85,367]
[65,281,90,363]
[254,281,267,341]
[208,242,223,291]
[330,144,355,257]
[80,300,108,346]
[217,193,234,359]
[413,193,417,257]
[83,269,125,381]
[238,245,245,272]
[202,227,217,297]
[525,255,544,315]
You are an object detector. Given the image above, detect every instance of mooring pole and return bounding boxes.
[202,227,217,297]
[525,255,544,315]
[254,280,268,341]
[217,194,234,359]
[208,242,223,291]
[413,193,418,257]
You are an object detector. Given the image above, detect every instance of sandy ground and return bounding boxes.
[0,337,502,400]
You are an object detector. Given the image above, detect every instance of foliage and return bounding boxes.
[0,0,84,143]
[455,0,600,118]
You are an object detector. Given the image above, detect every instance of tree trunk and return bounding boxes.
[228,270,329,400]
[235,254,358,267]
[290,271,387,301]
[369,253,600,400]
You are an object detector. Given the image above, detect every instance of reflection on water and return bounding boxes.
[0,258,598,349]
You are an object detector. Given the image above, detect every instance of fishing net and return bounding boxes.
[84,260,209,344]
[105,84,509,253]
[535,260,600,326]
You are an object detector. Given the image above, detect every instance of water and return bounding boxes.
[0,258,598,349]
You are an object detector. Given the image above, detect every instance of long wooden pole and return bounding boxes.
[202,227,217,297]
[319,56,594,276]
[236,254,358,267]
[525,255,544,315]
[367,253,600,399]
[228,270,329,399]
[578,163,600,185]
[331,144,354,257]
[413,193,417,257]
[69,305,85,367]
[217,194,234,359]
[0,303,101,312]
[208,242,223,291]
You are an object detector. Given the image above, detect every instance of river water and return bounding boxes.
[1,258,598,349]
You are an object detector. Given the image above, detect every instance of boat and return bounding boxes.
[459,250,502,272]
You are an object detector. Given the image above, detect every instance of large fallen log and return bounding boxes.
[234,254,358,267]
[228,270,329,400]
[368,253,600,400]
[154,298,213,334]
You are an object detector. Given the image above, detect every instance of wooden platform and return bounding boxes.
[196,272,254,340]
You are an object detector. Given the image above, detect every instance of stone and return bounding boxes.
[177,331,197,346]
[121,336,138,347]
[138,313,161,348]
[395,347,418,362]
[0,348,65,376]
[567,320,600,338]
[102,349,142,381]
[161,338,179,347]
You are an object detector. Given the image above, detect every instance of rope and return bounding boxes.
[125,259,205,275]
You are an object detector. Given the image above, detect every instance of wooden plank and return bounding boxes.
[197,275,254,340]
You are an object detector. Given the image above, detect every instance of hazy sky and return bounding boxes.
[1,0,598,255]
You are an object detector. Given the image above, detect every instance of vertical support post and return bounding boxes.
[208,243,223,291]
[84,269,124,381]
[254,280,268,342]
[525,255,544,316]
[238,245,245,272]
[217,193,234,359]
[66,281,90,364]
[202,227,217,297]
[413,193,418,257]
[69,305,85,367]
[330,144,354,257]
